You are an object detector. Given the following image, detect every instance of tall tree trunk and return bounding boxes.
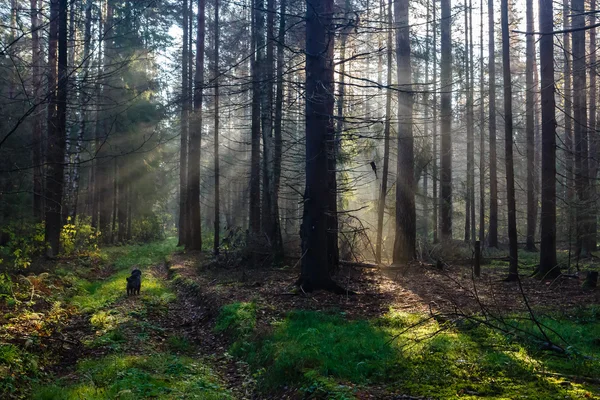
[91,0,105,229]
[589,0,597,251]
[72,0,94,220]
[501,0,519,280]
[468,0,475,243]
[272,0,286,261]
[572,0,591,256]
[31,0,44,221]
[298,0,338,291]
[98,1,113,241]
[488,0,498,247]
[393,0,415,262]
[45,0,68,257]
[538,0,559,278]
[179,0,189,247]
[464,0,474,243]
[563,0,573,205]
[261,0,273,241]
[187,0,205,251]
[432,0,439,243]
[376,0,394,263]
[213,0,220,255]
[440,0,452,240]
[249,0,262,238]
[525,0,536,251]
[423,0,430,239]
[478,0,485,243]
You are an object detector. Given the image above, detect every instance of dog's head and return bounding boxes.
[130,269,141,277]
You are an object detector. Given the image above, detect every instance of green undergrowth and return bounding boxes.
[216,304,600,399]
[4,238,231,399]
[32,354,231,400]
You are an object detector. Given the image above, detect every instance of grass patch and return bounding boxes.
[31,354,231,400]
[70,243,176,314]
[214,301,257,340]
[239,310,396,392]
[230,308,600,399]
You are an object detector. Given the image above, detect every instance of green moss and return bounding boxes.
[214,302,257,340]
[32,354,231,400]
[228,308,600,399]
[239,310,397,390]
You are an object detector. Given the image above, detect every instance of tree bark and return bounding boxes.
[179,0,189,247]
[464,0,475,244]
[501,0,519,280]
[488,0,498,248]
[376,0,394,263]
[525,0,537,251]
[572,0,591,256]
[393,0,415,263]
[72,0,94,220]
[538,0,559,278]
[213,0,220,255]
[187,0,205,251]
[272,0,286,262]
[478,0,485,243]
[432,0,439,243]
[298,0,339,291]
[249,0,262,238]
[45,0,68,257]
[440,0,452,240]
[588,0,597,251]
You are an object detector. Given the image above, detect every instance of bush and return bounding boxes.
[0,222,46,271]
[130,215,165,243]
[60,217,100,257]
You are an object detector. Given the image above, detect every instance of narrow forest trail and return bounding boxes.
[29,242,240,399]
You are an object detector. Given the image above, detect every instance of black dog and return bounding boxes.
[126,269,142,295]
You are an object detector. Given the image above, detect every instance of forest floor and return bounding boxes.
[1,239,600,399]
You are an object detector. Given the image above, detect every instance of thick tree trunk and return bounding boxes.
[501,0,519,281]
[213,0,220,255]
[588,1,597,251]
[525,0,536,251]
[572,0,591,256]
[260,0,274,243]
[538,0,559,279]
[45,0,68,257]
[488,0,498,248]
[272,0,286,262]
[249,0,262,238]
[179,0,189,247]
[393,0,415,263]
[298,0,339,291]
[187,0,205,251]
[376,0,393,263]
[440,0,452,240]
